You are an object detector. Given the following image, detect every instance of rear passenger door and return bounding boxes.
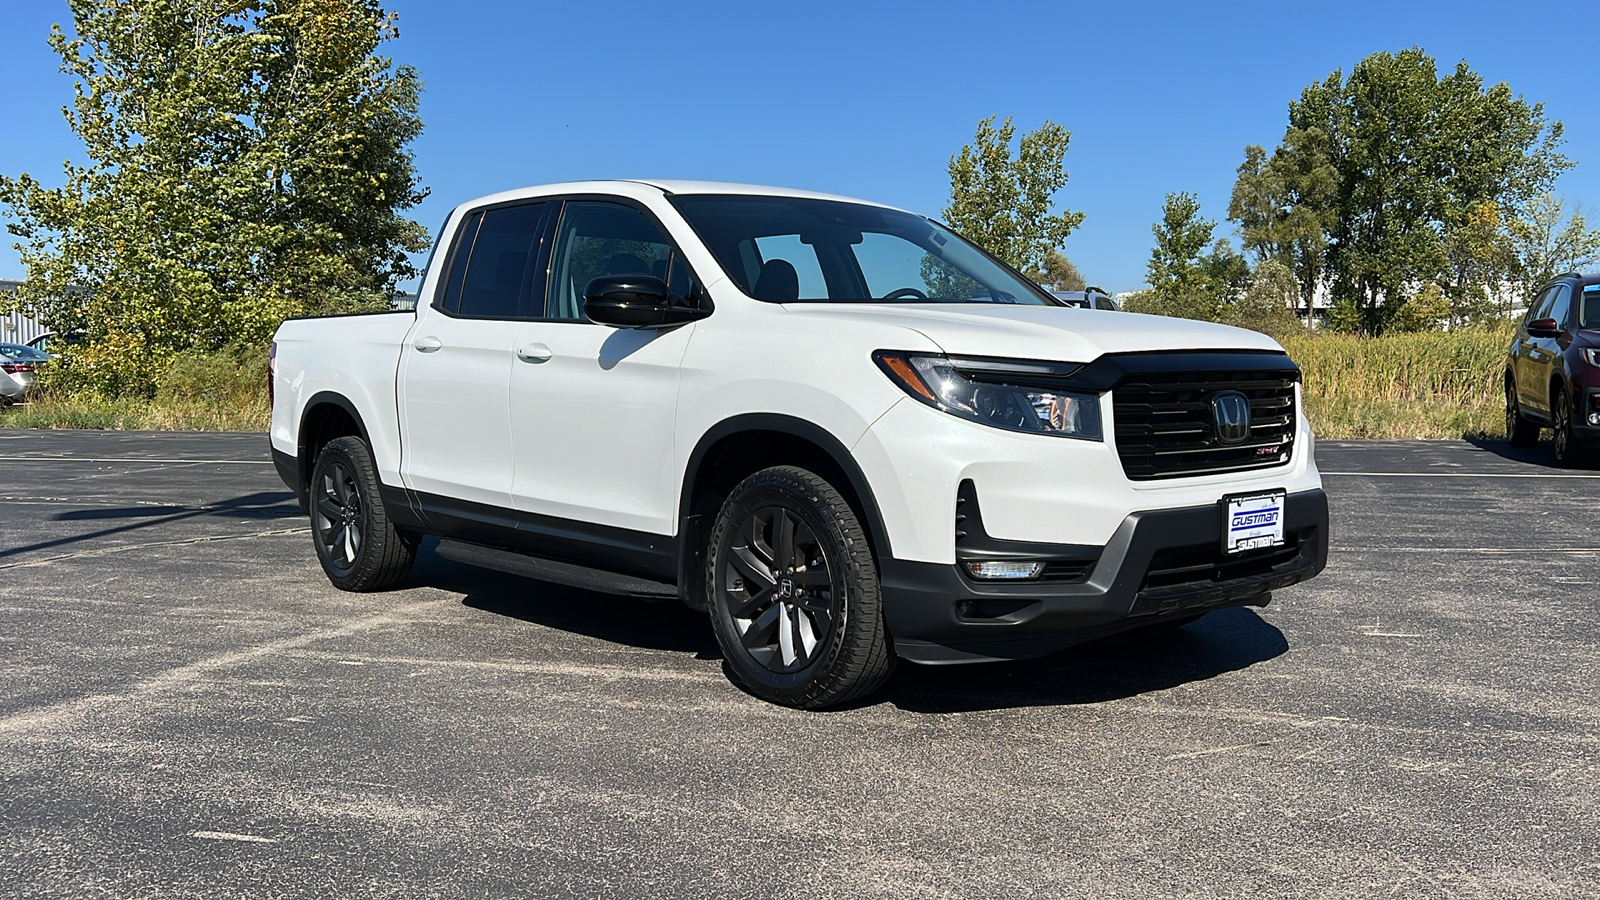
[398,201,550,516]
[507,199,705,541]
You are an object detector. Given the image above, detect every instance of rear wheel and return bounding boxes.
[309,436,416,590]
[1505,378,1539,448]
[1552,389,1594,469]
[705,466,893,708]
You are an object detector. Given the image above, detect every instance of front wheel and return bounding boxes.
[1505,379,1539,448]
[705,466,893,708]
[1552,389,1595,469]
[309,436,417,591]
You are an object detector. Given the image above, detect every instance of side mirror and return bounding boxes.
[584,275,710,328]
[1528,317,1561,337]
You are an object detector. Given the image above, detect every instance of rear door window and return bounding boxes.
[435,211,482,314]
[457,202,549,319]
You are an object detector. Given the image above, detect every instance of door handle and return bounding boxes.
[413,336,443,353]
[517,344,553,363]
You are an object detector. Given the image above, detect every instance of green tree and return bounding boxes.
[1227,136,1337,320]
[1135,192,1247,321]
[1026,249,1086,291]
[0,0,428,395]
[1238,48,1570,334]
[1506,193,1600,298]
[1220,259,1303,339]
[942,115,1085,273]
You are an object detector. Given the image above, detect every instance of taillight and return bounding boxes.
[1,363,33,375]
[267,342,276,408]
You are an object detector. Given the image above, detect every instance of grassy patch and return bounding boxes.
[1280,327,1510,440]
[1,343,269,431]
[1,330,1515,440]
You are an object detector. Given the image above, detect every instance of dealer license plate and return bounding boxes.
[1224,491,1286,554]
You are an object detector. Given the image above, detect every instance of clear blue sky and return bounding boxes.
[1,0,1597,293]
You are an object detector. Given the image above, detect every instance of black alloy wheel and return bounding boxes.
[1552,389,1593,469]
[309,436,416,591]
[316,458,365,576]
[1505,378,1539,448]
[723,506,837,673]
[706,466,893,708]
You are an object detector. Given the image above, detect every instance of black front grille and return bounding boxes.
[1113,369,1297,480]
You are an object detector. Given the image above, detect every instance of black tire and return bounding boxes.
[1551,388,1595,469]
[309,436,416,591]
[1506,377,1539,448]
[705,466,893,708]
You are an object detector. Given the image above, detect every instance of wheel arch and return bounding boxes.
[297,391,374,501]
[676,414,892,609]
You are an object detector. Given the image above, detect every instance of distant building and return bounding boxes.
[0,280,49,345]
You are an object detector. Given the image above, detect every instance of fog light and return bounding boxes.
[1589,411,1600,426]
[963,560,1045,580]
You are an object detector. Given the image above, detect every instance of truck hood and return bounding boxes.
[781,303,1284,362]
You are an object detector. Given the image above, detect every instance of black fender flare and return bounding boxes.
[677,412,894,564]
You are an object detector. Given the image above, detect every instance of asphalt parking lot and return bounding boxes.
[1,430,1597,898]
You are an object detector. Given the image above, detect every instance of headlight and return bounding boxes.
[1583,349,1600,368]
[873,350,1103,441]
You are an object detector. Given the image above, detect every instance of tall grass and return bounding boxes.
[1,329,1516,440]
[1,343,269,431]
[1280,326,1512,439]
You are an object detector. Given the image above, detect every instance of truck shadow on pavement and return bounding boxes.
[874,607,1288,714]
[414,542,1288,711]
[0,491,301,562]
[1463,436,1562,468]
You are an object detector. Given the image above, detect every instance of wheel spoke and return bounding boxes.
[343,525,358,563]
[772,512,796,569]
[730,545,776,589]
[744,512,777,566]
[777,605,797,666]
[741,603,782,649]
[330,466,351,503]
[727,582,776,619]
[316,499,342,524]
[792,569,830,588]
[795,609,820,660]
[324,524,344,553]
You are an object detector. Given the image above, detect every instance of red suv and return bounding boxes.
[1506,273,1600,466]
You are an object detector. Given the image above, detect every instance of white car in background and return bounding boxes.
[0,342,46,403]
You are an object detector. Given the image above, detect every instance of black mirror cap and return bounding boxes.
[584,275,672,328]
[1528,317,1562,337]
[583,274,710,328]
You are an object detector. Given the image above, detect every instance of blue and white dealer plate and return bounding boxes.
[1225,491,1286,554]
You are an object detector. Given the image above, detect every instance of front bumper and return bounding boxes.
[882,488,1328,664]
[1574,387,1600,448]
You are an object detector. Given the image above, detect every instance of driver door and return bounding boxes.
[507,199,705,546]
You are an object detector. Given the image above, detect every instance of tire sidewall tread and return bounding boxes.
[310,436,416,591]
[705,465,893,709]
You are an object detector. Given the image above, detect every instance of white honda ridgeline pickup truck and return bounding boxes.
[269,180,1328,708]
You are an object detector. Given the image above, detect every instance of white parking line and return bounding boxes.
[0,456,272,464]
[1321,471,1600,478]
[1332,547,1600,553]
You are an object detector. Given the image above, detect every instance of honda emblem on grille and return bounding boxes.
[1210,391,1252,444]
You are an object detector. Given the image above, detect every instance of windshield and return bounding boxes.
[0,344,48,362]
[670,195,1060,305]
[1583,284,1600,330]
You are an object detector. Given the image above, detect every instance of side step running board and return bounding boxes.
[435,539,678,601]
